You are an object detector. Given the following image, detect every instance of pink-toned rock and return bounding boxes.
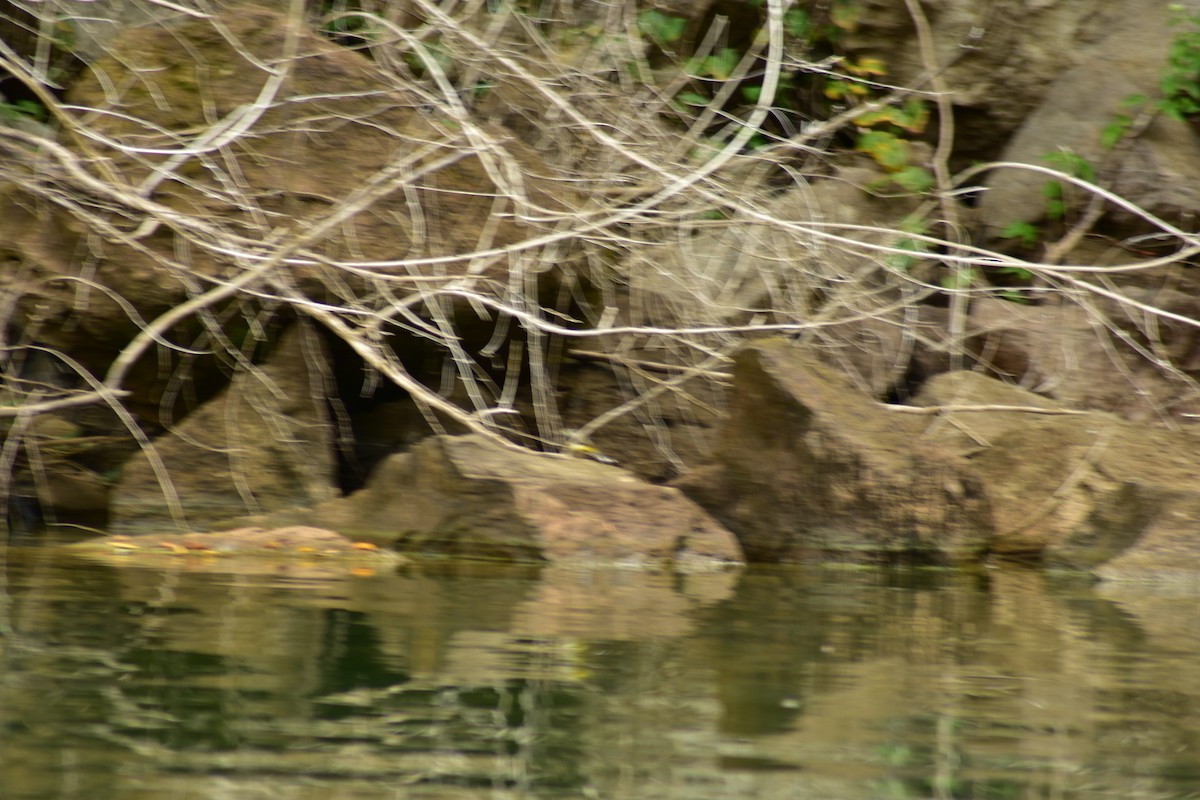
[295,434,745,571]
[64,525,403,578]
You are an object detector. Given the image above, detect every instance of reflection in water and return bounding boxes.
[1,550,1200,799]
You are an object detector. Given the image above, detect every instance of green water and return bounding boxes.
[2,547,1200,800]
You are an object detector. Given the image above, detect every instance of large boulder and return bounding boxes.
[0,4,576,418]
[687,340,993,563]
[110,324,338,533]
[967,295,1200,421]
[690,339,1200,578]
[281,433,744,570]
[978,1,1200,239]
[838,0,1134,164]
[914,370,1200,576]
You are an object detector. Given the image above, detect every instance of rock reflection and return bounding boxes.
[2,552,1200,799]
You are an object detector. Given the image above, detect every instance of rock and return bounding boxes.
[796,160,955,398]
[915,370,1200,572]
[1084,487,1200,583]
[694,340,992,563]
[507,566,740,640]
[278,433,744,570]
[110,324,338,533]
[968,295,1200,421]
[63,525,402,578]
[555,354,726,483]
[623,159,946,408]
[0,4,576,417]
[838,0,1130,163]
[697,343,1200,575]
[979,2,1200,238]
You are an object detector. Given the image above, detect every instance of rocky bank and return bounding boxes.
[3,1,1200,579]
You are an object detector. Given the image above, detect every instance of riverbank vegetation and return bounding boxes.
[2,0,1199,557]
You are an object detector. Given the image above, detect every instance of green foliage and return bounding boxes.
[823,58,886,102]
[781,0,861,45]
[994,265,1035,282]
[1043,149,1095,182]
[853,97,929,134]
[668,0,903,168]
[856,130,909,170]
[1101,94,1147,148]
[891,165,935,193]
[318,1,381,40]
[1161,5,1200,121]
[879,742,916,767]
[403,41,453,78]
[823,78,869,101]
[994,230,1038,304]
[784,7,811,40]
[1042,180,1066,221]
[854,115,934,194]
[829,0,865,32]
[637,10,686,48]
[1040,149,1095,220]
[0,99,46,123]
[941,266,977,291]
[322,11,369,35]
[744,132,770,150]
[885,217,931,270]
[1000,221,1040,248]
[676,91,709,107]
[686,47,740,80]
[49,19,78,51]
[823,59,932,195]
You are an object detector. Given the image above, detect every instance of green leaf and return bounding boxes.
[1159,12,1200,125]
[830,0,863,31]
[853,98,928,134]
[941,267,977,290]
[741,85,762,103]
[995,265,1035,280]
[885,234,929,270]
[745,132,769,150]
[897,214,929,234]
[856,130,908,171]
[1043,149,1095,181]
[705,48,740,80]
[676,91,709,107]
[892,165,934,193]
[844,57,886,76]
[1101,115,1130,149]
[823,79,850,100]
[1000,221,1040,247]
[636,10,686,45]
[895,98,929,133]
[784,8,811,39]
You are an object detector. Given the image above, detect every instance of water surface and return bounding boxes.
[2,546,1199,799]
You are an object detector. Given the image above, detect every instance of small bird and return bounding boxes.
[564,440,619,466]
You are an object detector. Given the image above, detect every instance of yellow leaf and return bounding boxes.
[845,57,887,76]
